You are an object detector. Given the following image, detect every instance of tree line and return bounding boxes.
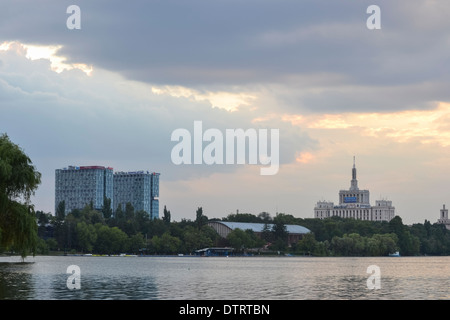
[35,205,293,255]
[34,204,450,256]
[217,211,450,256]
[36,204,216,255]
[281,213,450,256]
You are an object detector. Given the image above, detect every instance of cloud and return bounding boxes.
[0,1,448,127]
[0,42,314,180]
[2,1,450,101]
[292,102,450,147]
[2,1,450,224]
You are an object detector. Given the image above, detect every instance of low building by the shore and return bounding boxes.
[207,221,310,246]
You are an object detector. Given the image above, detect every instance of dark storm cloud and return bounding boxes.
[1,0,450,113]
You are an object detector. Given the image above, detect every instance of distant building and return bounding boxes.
[314,158,396,222]
[114,171,160,219]
[437,205,450,230]
[55,166,114,214]
[55,165,160,218]
[207,221,311,246]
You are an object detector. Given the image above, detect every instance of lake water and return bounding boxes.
[0,255,449,300]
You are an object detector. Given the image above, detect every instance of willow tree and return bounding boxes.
[0,134,41,259]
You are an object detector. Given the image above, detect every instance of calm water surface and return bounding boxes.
[0,255,448,300]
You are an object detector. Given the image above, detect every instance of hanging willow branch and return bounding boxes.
[0,134,41,259]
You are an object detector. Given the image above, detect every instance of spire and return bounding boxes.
[350,156,358,191]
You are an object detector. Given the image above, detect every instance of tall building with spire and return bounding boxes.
[338,156,370,206]
[314,158,396,221]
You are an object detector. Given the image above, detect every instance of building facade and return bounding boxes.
[55,166,160,219]
[437,204,450,230]
[55,166,114,214]
[113,171,160,219]
[207,221,310,246]
[314,158,396,222]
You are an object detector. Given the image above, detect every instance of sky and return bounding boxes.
[1,0,450,225]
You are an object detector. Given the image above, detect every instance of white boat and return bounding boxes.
[389,251,400,257]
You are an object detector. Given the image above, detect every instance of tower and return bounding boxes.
[438,204,450,230]
[441,204,448,220]
[338,157,370,205]
[350,156,358,191]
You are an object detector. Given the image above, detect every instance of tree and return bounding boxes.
[115,204,124,221]
[296,233,318,256]
[55,200,66,221]
[102,197,113,220]
[258,212,272,222]
[182,226,214,252]
[154,232,181,254]
[134,210,150,234]
[129,233,146,254]
[261,222,273,243]
[125,202,135,220]
[195,207,208,229]
[227,228,264,252]
[224,212,261,223]
[75,221,97,253]
[271,217,288,250]
[94,224,128,254]
[0,134,41,259]
[163,205,171,225]
[389,216,419,255]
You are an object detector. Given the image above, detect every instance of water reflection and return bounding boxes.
[0,256,449,300]
[0,262,34,299]
[52,274,159,300]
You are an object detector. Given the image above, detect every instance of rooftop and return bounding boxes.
[211,221,310,234]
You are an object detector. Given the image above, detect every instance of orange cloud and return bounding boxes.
[296,152,315,164]
[282,102,450,147]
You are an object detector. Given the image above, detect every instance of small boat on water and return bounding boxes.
[389,251,400,257]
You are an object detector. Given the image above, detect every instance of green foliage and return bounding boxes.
[34,196,450,257]
[227,228,264,252]
[75,222,97,252]
[162,205,171,224]
[149,232,181,254]
[388,216,420,256]
[95,224,128,254]
[128,233,146,254]
[195,207,208,229]
[183,226,215,252]
[102,197,113,220]
[0,134,41,259]
[223,212,264,223]
[44,205,220,255]
[328,233,398,256]
[55,201,65,220]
